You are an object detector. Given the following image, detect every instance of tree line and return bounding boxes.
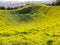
[0,0,60,10]
[0,6,19,10]
[0,6,24,10]
[48,0,60,6]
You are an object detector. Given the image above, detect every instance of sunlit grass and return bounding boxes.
[0,4,60,45]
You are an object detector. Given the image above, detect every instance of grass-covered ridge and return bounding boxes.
[0,4,60,45]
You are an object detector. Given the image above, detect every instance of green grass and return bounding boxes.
[0,4,60,45]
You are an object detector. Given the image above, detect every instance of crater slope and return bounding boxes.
[0,4,60,45]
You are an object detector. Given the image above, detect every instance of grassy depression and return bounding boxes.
[0,4,60,45]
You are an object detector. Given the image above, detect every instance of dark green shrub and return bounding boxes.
[2,33,11,37]
[0,6,5,10]
[7,7,13,10]
[7,7,18,10]
[47,40,53,45]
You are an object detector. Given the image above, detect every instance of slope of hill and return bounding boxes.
[0,4,60,45]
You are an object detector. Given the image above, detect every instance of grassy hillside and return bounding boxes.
[0,4,60,45]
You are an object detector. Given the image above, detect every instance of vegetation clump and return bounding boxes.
[47,40,54,45]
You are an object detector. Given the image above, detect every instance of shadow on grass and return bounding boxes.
[16,6,41,14]
[47,40,54,45]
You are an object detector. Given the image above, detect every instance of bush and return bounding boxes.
[1,33,11,37]
[0,6,5,10]
[56,2,60,5]
[0,6,19,10]
[47,40,54,45]
[7,7,18,10]
[7,7,13,10]
[47,0,60,6]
